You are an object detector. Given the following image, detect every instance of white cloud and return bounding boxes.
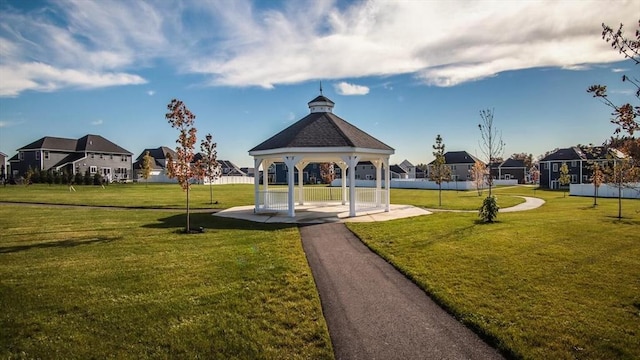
[92,119,104,126]
[0,0,637,96]
[147,90,156,96]
[612,68,627,73]
[334,81,369,95]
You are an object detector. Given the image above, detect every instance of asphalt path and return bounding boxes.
[300,223,504,360]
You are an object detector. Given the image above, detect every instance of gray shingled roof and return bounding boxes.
[18,134,131,154]
[250,112,393,152]
[500,158,526,168]
[429,151,482,165]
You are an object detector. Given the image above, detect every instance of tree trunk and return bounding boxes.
[186,185,191,231]
[209,182,213,205]
[618,184,622,219]
[438,183,442,207]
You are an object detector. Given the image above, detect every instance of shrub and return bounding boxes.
[479,195,500,223]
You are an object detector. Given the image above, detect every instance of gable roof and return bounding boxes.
[500,158,526,168]
[17,134,131,155]
[539,146,621,162]
[390,165,407,174]
[18,136,77,151]
[135,147,176,162]
[77,134,131,154]
[429,151,482,165]
[250,111,393,152]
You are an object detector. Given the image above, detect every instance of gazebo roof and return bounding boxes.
[250,111,394,153]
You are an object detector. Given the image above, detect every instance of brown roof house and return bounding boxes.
[9,134,132,182]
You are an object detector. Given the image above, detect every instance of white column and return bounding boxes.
[263,160,272,192]
[337,162,348,205]
[373,159,382,207]
[341,155,360,217]
[384,157,390,212]
[253,158,262,213]
[284,156,301,217]
[296,161,309,205]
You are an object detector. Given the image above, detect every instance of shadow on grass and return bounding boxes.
[604,216,640,226]
[143,212,295,232]
[0,236,121,254]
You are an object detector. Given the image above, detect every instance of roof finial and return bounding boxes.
[319,81,323,95]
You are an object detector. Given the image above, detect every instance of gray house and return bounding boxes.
[428,151,483,181]
[133,146,177,182]
[0,151,7,181]
[9,134,133,182]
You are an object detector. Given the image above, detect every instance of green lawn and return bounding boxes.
[4,183,639,358]
[0,183,254,209]
[348,189,640,359]
[0,205,333,359]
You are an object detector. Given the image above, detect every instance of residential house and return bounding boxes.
[497,158,528,184]
[133,146,177,183]
[538,146,622,189]
[0,151,7,181]
[9,134,132,182]
[399,159,417,179]
[428,151,483,181]
[240,167,255,177]
[269,162,324,184]
[217,160,247,177]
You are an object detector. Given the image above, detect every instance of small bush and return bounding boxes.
[479,195,499,223]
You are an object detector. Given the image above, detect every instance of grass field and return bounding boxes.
[3,183,639,358]
[0,205,333,359]
[348,187,640,359]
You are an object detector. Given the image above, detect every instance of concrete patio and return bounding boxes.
[214,203,431,224]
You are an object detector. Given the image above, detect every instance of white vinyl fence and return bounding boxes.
[570,183,640,199]
[330,178,518,190]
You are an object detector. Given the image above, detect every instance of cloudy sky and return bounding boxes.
[0,0,637,167]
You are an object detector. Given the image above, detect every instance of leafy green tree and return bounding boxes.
[166,99,202,233]
[200,133,220,205]
[93,172,103,186]
[142,150,153,187]
[479,195,500,223]
[32,168,41,183]
[429,134,451,207]
[558,162,571,197]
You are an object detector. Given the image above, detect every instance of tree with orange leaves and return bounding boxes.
[166,99,202,233]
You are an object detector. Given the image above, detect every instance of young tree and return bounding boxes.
[590,161,605,206]
[558,162,571,197]
[320,163,335,184]
[478,108,505,196]
[166,99,202,233]
[429,134,451,207]
[587,21,639,137]
[200,133,220,205]
[606,158,640,219]
[469,161,488,196]
[141,150,153,187]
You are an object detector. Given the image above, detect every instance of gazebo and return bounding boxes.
[249,93,395,218]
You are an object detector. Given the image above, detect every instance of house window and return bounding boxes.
[544,162,548,170]
[100,154,104,159]
[110,154,113,160]
[451,165,456,170]
[44,151,49,159]
[90,166,97,174]
[571,174,577,183]
[552,163,558,172]
[571,161,577,167]
[121,155,127,162]
[91,153,95,159]
[19,152,24,160]
[35,151,40,160]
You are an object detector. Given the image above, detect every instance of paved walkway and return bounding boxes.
[300,223,504,360]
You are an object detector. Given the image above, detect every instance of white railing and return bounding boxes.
[257,189,288,211]
[355,188,386,211]
[296,187,344,203]
[256,186,387,213]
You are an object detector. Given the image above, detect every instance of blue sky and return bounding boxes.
[0,0,637,167]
